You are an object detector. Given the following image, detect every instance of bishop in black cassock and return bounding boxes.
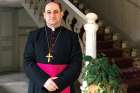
[23,26,82,93]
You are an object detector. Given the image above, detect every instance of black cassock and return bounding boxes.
[23,26,82,93]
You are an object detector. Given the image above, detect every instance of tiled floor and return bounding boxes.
[0,73,28,93]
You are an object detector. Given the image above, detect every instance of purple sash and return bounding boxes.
[37,63,70,93]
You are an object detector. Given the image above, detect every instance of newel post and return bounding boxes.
[84,13,98,59]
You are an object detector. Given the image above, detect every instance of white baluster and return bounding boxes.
[84,13,98,59]
[74,22,85,53]
[65,15,73,30]
[74,22,83,33]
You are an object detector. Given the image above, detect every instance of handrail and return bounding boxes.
[127,0,140,10]
[59,0,86,24]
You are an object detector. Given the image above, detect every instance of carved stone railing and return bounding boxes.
[58,0,87,53]
[22,0,46,27]
[22,0,87,28]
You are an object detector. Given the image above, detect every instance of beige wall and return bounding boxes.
[81,0,140,48]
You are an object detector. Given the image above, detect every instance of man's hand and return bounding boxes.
[44,77,58,91]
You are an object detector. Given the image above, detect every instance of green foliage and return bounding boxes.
[82,54,121,93]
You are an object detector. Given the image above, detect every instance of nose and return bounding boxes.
[50,12,56,18]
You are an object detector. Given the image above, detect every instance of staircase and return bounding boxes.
[96,22,140,93]
[69,0,140,93]
[22,0,140,93]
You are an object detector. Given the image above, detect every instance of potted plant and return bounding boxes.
[81,54,122,93]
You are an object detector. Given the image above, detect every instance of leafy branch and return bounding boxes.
[81,54,121,93]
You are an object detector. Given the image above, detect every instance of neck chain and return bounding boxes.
[45,26,62,63]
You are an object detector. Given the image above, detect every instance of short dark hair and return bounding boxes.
[44,0,62,12]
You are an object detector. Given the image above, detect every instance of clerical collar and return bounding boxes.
[46,26,62,32]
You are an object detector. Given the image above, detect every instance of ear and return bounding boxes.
[43,12,46,20]
[61,11,64,18]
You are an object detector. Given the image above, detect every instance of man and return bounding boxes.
[23,1,82,93]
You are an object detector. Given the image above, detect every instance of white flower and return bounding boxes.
[85,61,89,66]
[80,81,88,90]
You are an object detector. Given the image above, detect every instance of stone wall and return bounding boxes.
[0,7,36,73]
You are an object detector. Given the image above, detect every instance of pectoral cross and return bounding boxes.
[46,52,53,63]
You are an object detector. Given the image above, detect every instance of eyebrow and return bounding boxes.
[46,9,60,12]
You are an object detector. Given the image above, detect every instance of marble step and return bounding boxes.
[0,73,28,93]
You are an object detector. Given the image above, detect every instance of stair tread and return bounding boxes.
[97,40,114,49]
[98,48,123,57]
[120,67,140,79]
[123,77,140,86]
[97,33,113,41]
[109,57,133,68]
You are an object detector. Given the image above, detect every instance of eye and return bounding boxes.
[46,10,51,14]
[53,10,59,14]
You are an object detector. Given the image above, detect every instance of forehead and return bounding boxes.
[45,2,60,11]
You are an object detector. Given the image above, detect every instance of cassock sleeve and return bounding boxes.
[23,31,50,87]
[54,33,82,91]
